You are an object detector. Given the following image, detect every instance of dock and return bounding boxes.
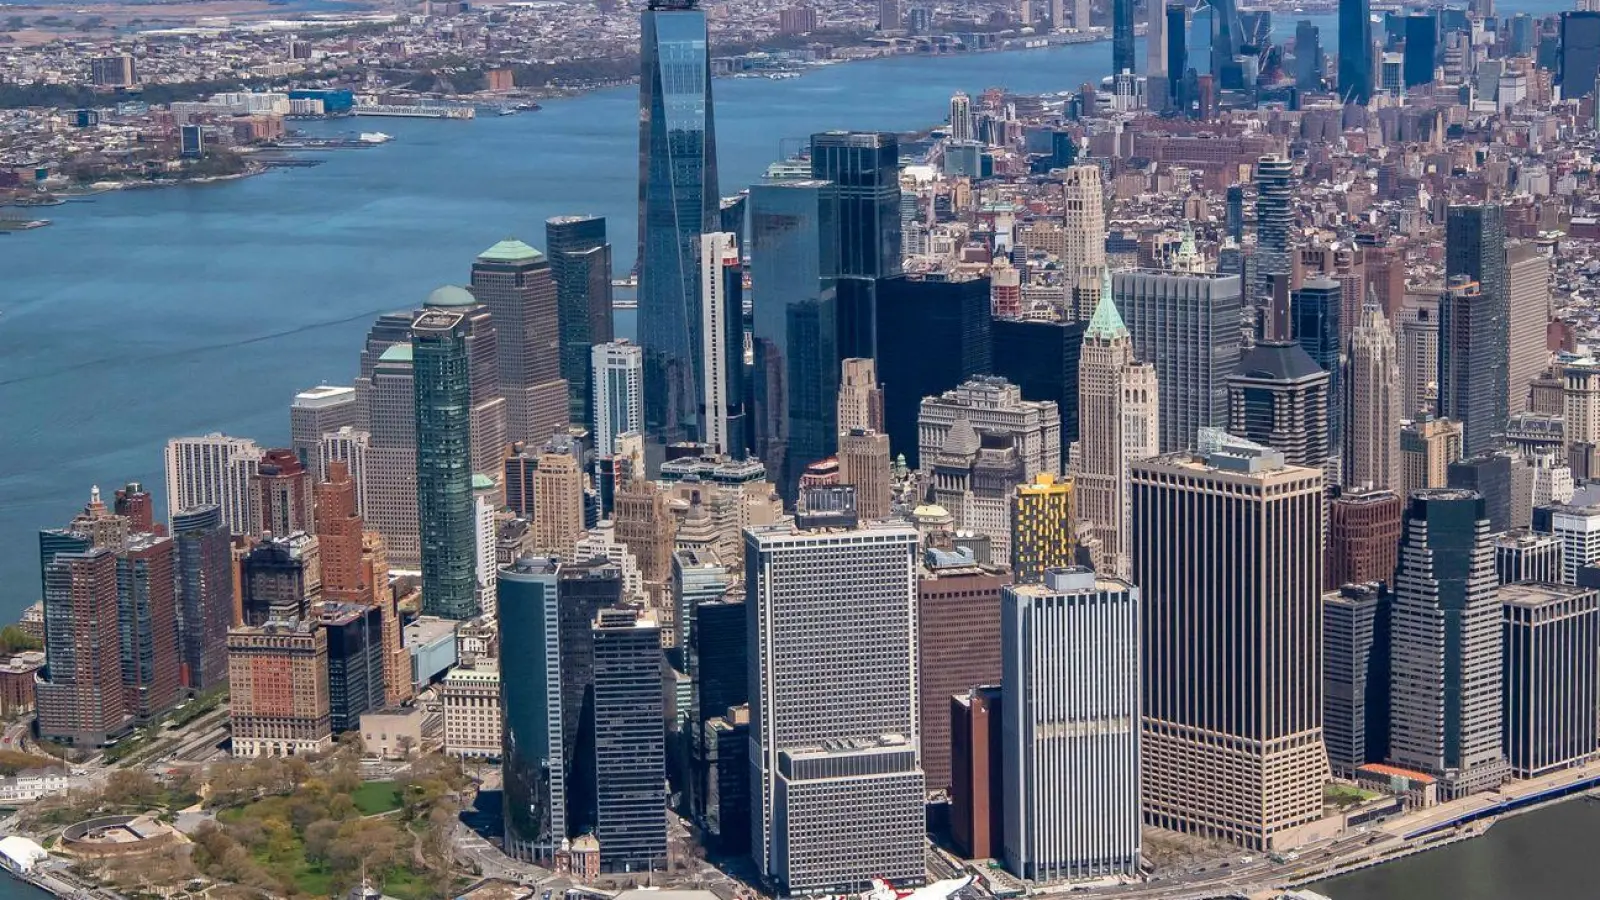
[353,104,475,119]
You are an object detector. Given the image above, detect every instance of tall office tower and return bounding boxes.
[112,482,155,533]
[1112,0,1135,75]
[227,620,331,758]
[413,305,481,620]
[1294,21,1322,92]
[748,518,925,894]
[1345,304,1401,491]
[991,319,1087,466]
[499,557,564,862]
[367,341,419,566]
[36,549,127,745]
[591,608,667,871]
[1146,0,1168,107]
[1337,0,1373,102]
[1073,0,1088,31]
[949,91,973,142]
[240,533,321,626]
[421,287,509,481]
[317,428,370,517]
[1444,204,1509,454]
[928,421,1029,564]
[1002,568,1140,881]
[614,478,677,610]
[313,601,385,733]
[1389,491,1509,798]
[1495,529,1563,585]
[699,232,746,457]
[557,559,624,836]
[919,378,1061,480]
[1076,280,1159,578]
[1060,165,1107,320]
[1254,157,1294,303]
[838,429,892,520]
[837,358,885,433]
[1448,453,1514,533]
[354,310,414,425]
[251,448,314,536]
[1400,416,1464,501]
[315,462,409,706]
[1507,245,1550,416]
[1210,0,1239,80]
[673,549,729,668]
[810,131,902,360]
[1132,434,1326,849]
[1401,14,1436,88]
[592,341,644,459]
[290,385,357,469]
[471,239,569,447]
[473,479,498,616]
[951,686,1004,860]
[721,193,748,244]
[164,434,264,535]
[533,451,584,560]
[639,0,719,444]
[170,505,232,690]
[877,275,993,469]
[116,535,181,722]
[1326,488,1402,590]
[1544,503,1600,585]
[1324,582,1389,776]
[749,178,838,498]
[1565,357,1600,466]
[1561,11,1600,99]
[1224,186,1244,243]
[1398,303,1438,419]
[547,216,615,427]
[1226,341,1331,469]
[1167,2,1188,107]
[1114,270,1244,453]
[1501,583,1599,778]
[1293,277,1342,459]
[1011,474,1075,584]
[918,547,1007,793]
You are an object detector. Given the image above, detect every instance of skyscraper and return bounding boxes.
[1560,11,1600,99]
[317,428,370,517]
[948,91,973,143]
[227,620,330,758]
[316,461,410,707]
[699,231,746,457]
[422,286,508,482]
[917,546,1007,793]
[1254,157,1294,303]
[1011,474,1076,583]
[991,319,1086,465]
[471,239,569,447]
[1061,165,1107,320]
[36,548,128,745]
[1133,433,1327,849]
[1443,204,1509,455]
[639,0,720,444]
[838,428,892,520]
[1295,20,1323,92]
[1388,490,1509,799]
[164,434,263,535]
[251,448,315,536]
[837,357,885,433]
[1501,583,1599,778]
[748,518,924,894]
[116,535,182,723]
[1148,0,1169,107]
[314,601,385,734]
[1075,277,1159,578]
[1114,270,1244,453]
[1226,341,1331,469]
[1507,243,1551,416]
[1002,568,1141,881]
[919,377,1062,481]
[1400,416,1464,501]
[1293,277,1342,461]
[532,450,585,560]
[546,215,614,427]
[877,275,993,469]
[1345,303,1401,491]
[591,608,667,870]
[592,340,644,459]
[1167,2,1188,108]
[1112,0,1135,76]
[1324,582,1389,775]
[1401,13,1437,88]
[171,505,233,690]
[367,342,419,566]
[1338,0,1373,103]
[1326,488,1402,590]
[810,131,902,360]
[499,556,564,862]
[290,385,358,470]
[413,305,480,620]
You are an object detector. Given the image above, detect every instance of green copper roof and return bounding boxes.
[1085,269,1128,340]
[379,344,413,363]
[472,473,496,491]
[477,239,545,263]
[426,285,478,308]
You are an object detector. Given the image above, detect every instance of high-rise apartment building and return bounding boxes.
[90,54,136,88]
[471,239,569,447]
[1324,582,1389,776]
[1226,341,1331,469]
[1400,416,1464,501]
[547,215,614,427]
[838,429,892,520]
[1132,433,1327,849]
[639,0,719,443]
[810,131,901,359]
[366,341,419,566]
[290,385,358,470]
[1061,166,1107,320]
[918,547,1007,793]
[1345,304,1401,491]
[837,358,885,433]
[948,91,973,143]
[1388,490,1509,799]
[317,428,370,517]
[1114,270,1244,453]
[1398,302,1439,419]
[251,448,315,536]
[1326,489,1402,591]
[533,451,585,560]
[591,608,667,871]
[592,341,644,459]
[36,548,128,745]
[499,557,564,861]
[1501,583,1599,778]
[747,518,925,894]
[919,377,1061,480]
[699,231,746,457]
[164,434,263,535]
[1507,244,1550,416]
[1337,0,1373,102]
[1443,204,1509,455]
[1075,280,1159,578]
[1011,474,1076,583]
[413,305,481,619]
[116,535,182,722]
[1254,157,1294,302]
[171,505,232,690]
[315,462,410,707]
[1002,568,1141,881]
[227,620,331,758]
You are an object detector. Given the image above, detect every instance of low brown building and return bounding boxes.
[0,651,44,718]
[950,686,1003,860]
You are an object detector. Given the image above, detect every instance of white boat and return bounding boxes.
[358,132,393,144]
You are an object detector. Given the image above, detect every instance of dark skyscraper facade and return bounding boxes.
[1294,276,1343,456]
[116,536,181,723]
[1295,20,1322,92]
[1113,0,1135,75]
[546,215,615,428]
[37,548,128,746]
[1443,207,1507,457]
[639,0,720,443]
[413,308,480,619]
[1561,11,1600,99]
[991,318,1086,464]
[876,275,993,469]
[591,608,667,871]
[1402,14,1437,87]
[1254,157,1293,302]
[172,504,232,690]
[1338,0,1373,103]
[810,131,902,360]
[1210,0,1240,80]
[1167,3,1188,107]
[499,557,563,863]
[470,239,569,447]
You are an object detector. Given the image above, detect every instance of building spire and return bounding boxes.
[1085,268,1129,340]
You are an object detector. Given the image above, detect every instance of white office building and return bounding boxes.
[593,341,644,458]
[164,433,264,535]
[1549,503,1600,585]
[700,231,742,456]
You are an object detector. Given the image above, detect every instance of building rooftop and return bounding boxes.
[378,344,413,363]
[1499,581,1597,609]
[404,616,458,647]
[293,384,356,407]
[476,239,544,263]
[1233,339,1326,382]
[425,285,478,308]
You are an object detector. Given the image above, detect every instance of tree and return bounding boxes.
[0,625,40,653]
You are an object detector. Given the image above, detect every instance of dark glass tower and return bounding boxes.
[413,307,480,619]
[1295,21,1322,92]
[1442,204,1509,456]
[750,179,838,499]
[1211,0,1240,80]
[1293,276,1343,458]
[1338,0,1373,103]
[1561,11,1600,99]
[810,131,902,360]
[1167,3,1188,108]
[990,318,1087,466]
[1402,14,1437,87]
[639,0,720,444]
[1113,0,1135,75]
[171,505,232,690]
[875,275,992,470]
[546,215,615,428]
[591,608,667,871]
[1254,157,1293,303]
[499,557,563,862]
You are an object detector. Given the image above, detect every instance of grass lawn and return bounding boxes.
[1325,783,1381,808]
[217,795,424,897]
[351,780,403,816]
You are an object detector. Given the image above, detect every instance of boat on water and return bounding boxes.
[358,132,393,144]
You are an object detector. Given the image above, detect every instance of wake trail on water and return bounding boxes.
[0,306,395,388]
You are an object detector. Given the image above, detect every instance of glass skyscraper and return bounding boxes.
[1338,0,1373,103]
[1443,204,1509,457]
[1112,0,1135,75]
[413,303,480,620]
[638,0,720,444]
[546,215,614,428]
[809,131,901,360]
[499,556,564,862]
